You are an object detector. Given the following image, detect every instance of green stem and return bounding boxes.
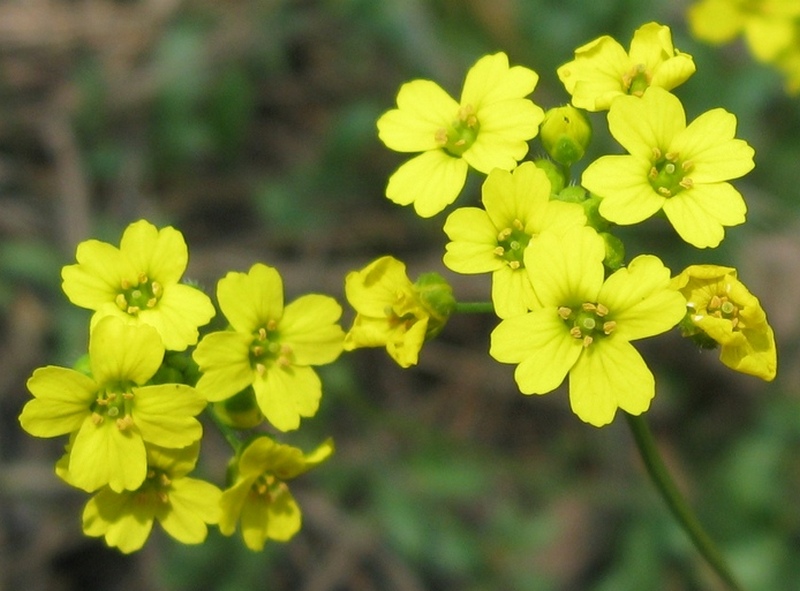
[205,406,243,453]
[453,301,494,314]
[624,413,744,591]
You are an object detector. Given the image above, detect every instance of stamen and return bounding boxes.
[570,327,583,339]
[493,246,505,256]
[652,147,662,160]
[116,416,134,431]
[679,178,694,190]
[581,303,596,312]
[434,128,448,145]
[497,228,512,241]
[603,321,617,334]
[255,363,266,376]
[681,160,694,172]
[91,412,104,425]
[657,187,672,197]
[508,261,520,270]
[115,294,128,311]
[665,151,679,161]
[512,219,524,231]
[596,303,609,317]
[151,282,163,297]
[252,345,264,357]
[558,306,572,319]
[121,279,131,290]
[138,273,148,284]
[582,335,593,347]
[266,319,278,331]
[146,297,157,308]
[258,327,267,341]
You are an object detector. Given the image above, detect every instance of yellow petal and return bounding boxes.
[89,317,164,385]
[69,419,147,492]
[386,151,469,218]
[253,365,322,431]
[20,367,95,437]
[120,220,188,285]
[217,264,284,334]
[280,295,344,366]
[460,52,538,108]
[134,384,205,447]
[377,80,457,152]
[443,207,504,274]
[585,155,665,225]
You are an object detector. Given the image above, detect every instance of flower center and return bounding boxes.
[435,104,480,157]
[648,148,694,197]
[493,219,531,270]
[707,293,740,329]
[623,64,651,97]
[136,469,172,506]
[115,273,163,315]
[559,302,617,348]
[250,473,286,501]
[91,383,135,430]
[250,320,293,375]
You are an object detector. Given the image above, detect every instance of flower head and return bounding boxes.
[672,264,777,380]
[343,256,453,367]
[490,226,686,426]
[192,263,344,432]
[687,0,800,62]
[377,52,544,217]
[558,22,696,111]
[219,437,333,551]
[80,442,221,553]
[443,162,586,318]
[20,317,206,492]
[61,219,215,351]
[581,87,755,248]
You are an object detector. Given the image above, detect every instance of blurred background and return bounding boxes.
[1,0,799,589]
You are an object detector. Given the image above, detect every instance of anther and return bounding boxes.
[497,228,512,241]
[116,416,134,431]
[657,187,672,197]
[558,306,572,319]
[146,297,157,308]
[267,320,278,331]
[582,335,593,347]
[679,178,694,190]
[581,303,596,312]
[681,160,694,172]
[255,363,266,376]
[115,294,128,310]
[138,273,148,284]
[493,246,505,256]
[649,167,659,180]
[157,491,169,504]
[652,147,662,160]
[596,303,609,317]
[252,345,264,357]
[122,392,134,400]
[709,295,722,309]
[91,412,104,425]
[127,305,140,314]
[665,152,679,162]
[512,219,524,230]
[151,282,163,297]
[570,327,583,339]
[258,327,267,341]
[508,261,520,270]
[434,128,448,145]
[603,321,617,334]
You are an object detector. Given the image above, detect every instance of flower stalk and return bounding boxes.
[625,412,744,591]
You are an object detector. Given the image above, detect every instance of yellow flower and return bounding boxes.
[581,87,755,248]
[377,52,544,217]
[558,22,696,111]
[219,437,333,551]
[672,264,777,380]
[490,226,686,427]
[80,442,221,553]
[192,263,344,432]
[687,0,800,62]
[61,219,215,351]
[443,162,586,318]
[343,256,453,367]
[20,317,206,492]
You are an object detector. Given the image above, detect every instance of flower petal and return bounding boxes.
[134,384,205,447]
[69,418,147,492]
[568,339,655,427]
[377,80,458,152]
[253,365,322,431]
[443,207,504,274]
[20,367,95,437]
[461,52,538,108]
[193,331,254,401]
[89,317,164,385]
[607,88,685,158]
[280,295,344,366]
[120,221,188,285]
[662,182,746,248]
[584,155,665,225]
[217,264,284,334]
[386,151,469,218]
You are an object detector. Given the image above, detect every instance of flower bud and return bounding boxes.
[212,387,263,430]
[600,232,625,271]
[413,272,456,338]
[539,105,592,166]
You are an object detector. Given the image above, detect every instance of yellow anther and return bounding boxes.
[596,303,609,317]
[121,279,131,290]
[603,320,617,334]
[512,219,524,230]
[151,281,163,297]
[116,416,134,431]
[679,178,694,190]
[657,187,672,197]
[665,151,679,162]
[146,297,157,308]
[508,260,521,270]
[497,228,512,241]
[493,246,505,256]
[138,273,148,284]
[122,392,134,400]
[157,491,169,504]
[255,363,266,376]
[570,326,583,339]
[96,397,108,406]
[267,319,278,331]
[91,412,104,425]
[582,335,593,347]
[558,306,572,319]
[652,147,662,160]
[278,356,291,368]
[115,293,128,310]
[252,345,264,357]
[127,305,140,314]
[258,327,267,340]
[681,160,694,172]
[159,474,172,486]
[581,302,596,312]
[709,295,722,309]
[434,128,448,145]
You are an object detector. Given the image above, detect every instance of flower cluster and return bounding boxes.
[19,18,779,558]
[20,220,339,553]
[687,0,800,93]
[363,20,777,427]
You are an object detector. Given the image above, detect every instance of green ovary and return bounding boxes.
[436,104,480,157]
[648,150,694,197]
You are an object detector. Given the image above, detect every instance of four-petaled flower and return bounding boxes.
[192,263,344,432]
[672,264,777,381]
[61,219,216,351]
[80,442,221,554]
[20,316,207,492]
[377,52,544,217]
[490,226,687,427]
[219,437,333,551]
[582,87,755,248]
[443,162,586,318]
[558,21,696,111]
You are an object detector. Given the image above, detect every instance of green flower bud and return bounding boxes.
[413,272,456,338]
[600,232,625,271]
[533,158,566,195]
[72,353,92,377]
[555,185,588,204]
[540,105,592,166]
[212,387,263,430]
[580,192,610,232]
